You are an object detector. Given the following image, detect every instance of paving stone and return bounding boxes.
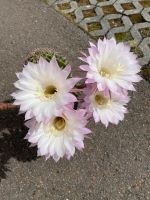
[139,37,150,65]
[75,5,98,23]
[49,0,150,68]
[107,15,132,38]
[131,22,150,45]
[89,0,97,5]
[114,0,143,15]
[142,7,150,22]
[79,15,102,33]
[47,0,57,5]
[55,0,78,14]
[97,0,117,7]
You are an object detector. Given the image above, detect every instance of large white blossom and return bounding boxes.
[25,108,91,161]
[79,38,142,92]
[12,57,80,122]
[83,84,130,127]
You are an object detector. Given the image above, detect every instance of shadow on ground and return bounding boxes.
[0,108,37,181]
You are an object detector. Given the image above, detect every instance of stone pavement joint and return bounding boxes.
[48,0,150,69]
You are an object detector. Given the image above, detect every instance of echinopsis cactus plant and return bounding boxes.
[11,38,141,161]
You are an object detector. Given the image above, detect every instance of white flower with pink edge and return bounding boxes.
[83,84,130,127]
[79,38,142,92]
[25,108,91,161]
[12,57,80,122]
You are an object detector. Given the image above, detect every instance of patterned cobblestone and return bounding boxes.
[48,0,150,69]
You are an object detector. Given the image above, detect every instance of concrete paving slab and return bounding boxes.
[0,0,89,101]
[0,0,150,200]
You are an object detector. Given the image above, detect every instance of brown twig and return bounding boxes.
[0,103,18,110]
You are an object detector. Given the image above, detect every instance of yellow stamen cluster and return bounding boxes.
[44,85,57,98]
[99,68,112,79]
[53,117,66,131]
[95,94,109,106]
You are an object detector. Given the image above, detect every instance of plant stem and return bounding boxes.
[0,103,18,110]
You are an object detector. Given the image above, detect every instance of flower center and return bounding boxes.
[99,68,111,79]
[99,64,123,79]
[53,117,66,131]
[44,85,57,98]
[95,94,108,105]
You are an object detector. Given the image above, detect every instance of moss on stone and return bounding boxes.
[121,3,135,10]
[57,3,71,10]
[115,32,133,42]
[77,0,90,6]
[83,9,96,18]
[141,66,150,82]
[139,27,150,38]
[131,46,144,58]
[102,5,117,14]
[42,0,48,4]
[109,18,123,28]
[129,14,145,24]
[140,1,150,8]
[65,12,76,22]
[87,22,102,32]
